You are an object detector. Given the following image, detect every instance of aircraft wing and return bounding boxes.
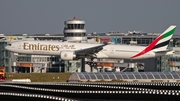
[74,44,107,57]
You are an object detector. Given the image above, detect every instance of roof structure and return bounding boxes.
[68,72,180,82]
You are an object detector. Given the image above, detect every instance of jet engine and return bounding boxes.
[60,51,76,60]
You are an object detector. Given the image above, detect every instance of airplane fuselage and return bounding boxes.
[5,40,161,60]
[96,44,156,59]
[6,41,101,55]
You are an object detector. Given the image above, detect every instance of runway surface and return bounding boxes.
[0,81,180,101]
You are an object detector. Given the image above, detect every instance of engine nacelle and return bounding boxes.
[60,51,76,60]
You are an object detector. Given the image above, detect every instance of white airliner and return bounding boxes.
[5,25,176,61]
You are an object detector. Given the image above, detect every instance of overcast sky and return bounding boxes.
[0,0,179,35]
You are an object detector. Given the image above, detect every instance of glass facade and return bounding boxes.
[156,55,171,72]
[63,59,82,73]
[64,33,86,37]
[0,41,10,72]
[66,24,85,29]
[18,54,31,62]
[121,36,155,45]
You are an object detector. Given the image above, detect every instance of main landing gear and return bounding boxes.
[86,58,97,72]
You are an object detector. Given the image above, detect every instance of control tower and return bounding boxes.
[63,17,87,42]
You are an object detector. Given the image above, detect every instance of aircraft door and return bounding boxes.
[110,47,114,54]
[17,43,22,49]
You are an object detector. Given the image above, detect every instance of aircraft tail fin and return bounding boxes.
[131,25,176,58]
[152,25,176,51]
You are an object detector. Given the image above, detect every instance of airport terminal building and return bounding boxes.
[0,18,180,73]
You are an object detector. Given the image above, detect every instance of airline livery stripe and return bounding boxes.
[162,28,176,39]
[152,40,170,50]
[131,35,162,58]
